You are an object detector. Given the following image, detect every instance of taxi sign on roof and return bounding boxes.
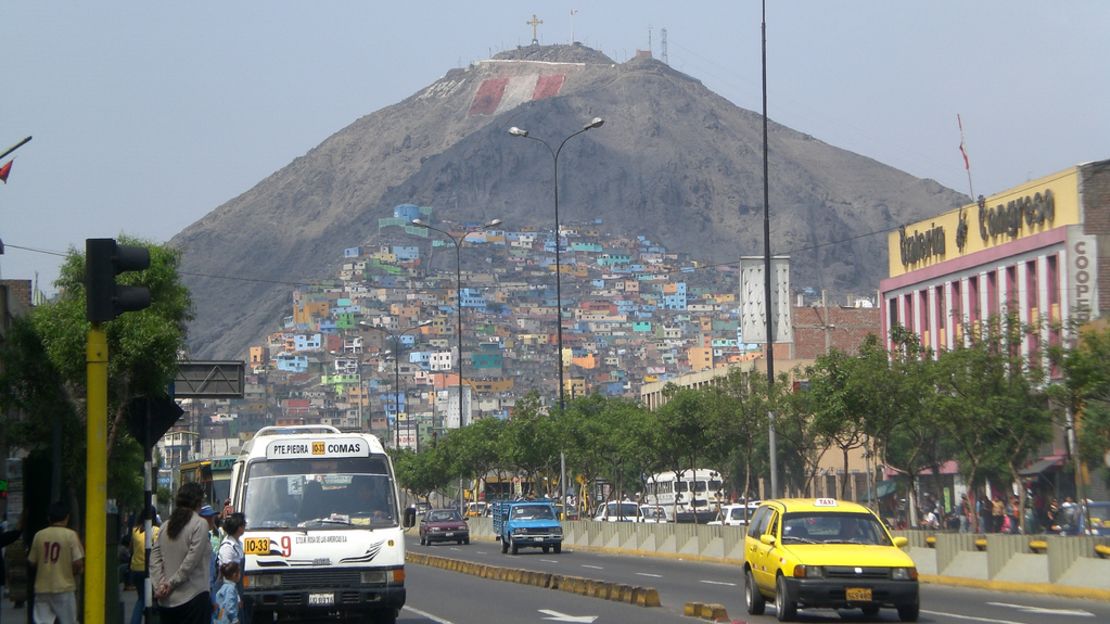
[265,438,369,459]
[814,498,838,507]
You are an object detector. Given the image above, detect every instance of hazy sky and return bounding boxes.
[3,2,1107,293]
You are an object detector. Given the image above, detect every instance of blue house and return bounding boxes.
[276,355,309,373]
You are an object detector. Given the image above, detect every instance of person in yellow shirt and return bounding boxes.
[129,506,161,624]
[28,501,85,624]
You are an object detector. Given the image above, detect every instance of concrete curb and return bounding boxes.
[406,552,661,608]
[919,574,1110,601]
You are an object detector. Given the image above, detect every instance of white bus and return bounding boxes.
[229,425,415,624]
[642,469,726,522]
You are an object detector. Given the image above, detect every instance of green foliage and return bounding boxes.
[0,237,191,509]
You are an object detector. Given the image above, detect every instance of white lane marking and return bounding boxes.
[699,579,736,586]
[581,564,604,570]
[987,602,1096,617]
[405,605,458,624]
[540,558,560,563]
[636,572,663,578]
[921,610,1023,623]
[538,609,598,623]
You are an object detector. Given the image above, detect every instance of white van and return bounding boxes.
[229,425,415,624]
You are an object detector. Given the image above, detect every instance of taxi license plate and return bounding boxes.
[846,587,872,601]
[243,537,270,555]
[308,593,334,606]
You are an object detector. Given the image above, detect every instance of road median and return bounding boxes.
[406,551,661,607]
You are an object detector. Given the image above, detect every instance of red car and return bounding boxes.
[419,508,470,545]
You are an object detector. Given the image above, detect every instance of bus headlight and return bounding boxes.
[360,571,386,585]
[248,574,281,588]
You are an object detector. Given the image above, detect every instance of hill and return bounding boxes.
[170,44,966,358]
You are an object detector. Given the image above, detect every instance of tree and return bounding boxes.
[0,237,191,510]
[806,350,869,498]
[702,369,769,510]
[1054,321,1110,490]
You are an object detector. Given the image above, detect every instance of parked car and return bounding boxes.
[419,508,470,545]
[639,504,669,523]
[593,500,643,522]
[465,501,488,518]
[708,502,760,526]
[743,498,919,622]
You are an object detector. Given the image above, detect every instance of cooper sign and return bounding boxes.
[1067,227,1099,323]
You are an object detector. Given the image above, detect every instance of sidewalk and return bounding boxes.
[1,585,139,624]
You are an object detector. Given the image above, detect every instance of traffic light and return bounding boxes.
[85,238,151,322]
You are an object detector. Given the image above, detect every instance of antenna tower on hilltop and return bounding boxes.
[661,28,668,65]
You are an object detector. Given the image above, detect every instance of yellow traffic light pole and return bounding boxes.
[85,326,108,624]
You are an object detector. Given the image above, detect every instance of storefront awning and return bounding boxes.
[860,480,897,501]
[1019,455,1065,476]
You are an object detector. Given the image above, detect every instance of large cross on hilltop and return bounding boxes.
[527,14,543,45]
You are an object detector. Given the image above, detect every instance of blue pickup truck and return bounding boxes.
[491,498,564,555]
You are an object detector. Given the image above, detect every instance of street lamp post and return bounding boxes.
[360,320,430,449]
[410,218,502,432]
[509,117,604,411]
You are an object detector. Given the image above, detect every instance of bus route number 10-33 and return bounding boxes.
[244,536,292,557]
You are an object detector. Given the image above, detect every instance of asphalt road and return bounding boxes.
[406,536,1110,623]
[3,540,1106,624]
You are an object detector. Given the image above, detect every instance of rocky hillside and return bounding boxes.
[171,44,966,358]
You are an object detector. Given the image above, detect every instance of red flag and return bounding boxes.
[0,160,11,183]
[957,114,970,171]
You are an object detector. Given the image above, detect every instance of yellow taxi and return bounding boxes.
[743,498,919,622]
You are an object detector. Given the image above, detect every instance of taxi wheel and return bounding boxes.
[419,535,426,546]
[745,569,765,615]
[897,602,920,622]
[775,574,797,621]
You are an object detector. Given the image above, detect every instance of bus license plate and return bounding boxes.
[308,593,334,606]
[243,537,271,555]
[846,587,872,601]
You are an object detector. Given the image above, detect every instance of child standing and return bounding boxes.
[212,561,241,624]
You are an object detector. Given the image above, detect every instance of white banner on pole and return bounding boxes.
[739,256,793,344]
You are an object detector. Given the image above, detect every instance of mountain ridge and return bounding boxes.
[170,44,966,358]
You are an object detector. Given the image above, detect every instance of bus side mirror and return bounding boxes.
[403,506,416,528]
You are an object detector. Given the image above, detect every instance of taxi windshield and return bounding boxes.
[781,512,891,546]
[243,456,396,530]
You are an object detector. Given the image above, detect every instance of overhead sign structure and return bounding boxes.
[174,360,245,398]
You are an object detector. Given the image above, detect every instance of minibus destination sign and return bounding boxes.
[265,438,369,459]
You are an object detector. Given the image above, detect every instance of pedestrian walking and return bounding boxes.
[150,482,212,624]
[957,494,970,533]
[128,506,161,624]
[991,495,1005,533]
[211,561,241,624]
[27,501,85,624]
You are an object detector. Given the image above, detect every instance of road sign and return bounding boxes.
[174,360,244,398]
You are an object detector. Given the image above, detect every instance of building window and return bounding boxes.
[1027,259,1040,356]
[1006,265,1018,314]
[919,289,930,348]
[952,280,963,344]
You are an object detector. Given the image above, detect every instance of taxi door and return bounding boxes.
[747,507,779,593]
